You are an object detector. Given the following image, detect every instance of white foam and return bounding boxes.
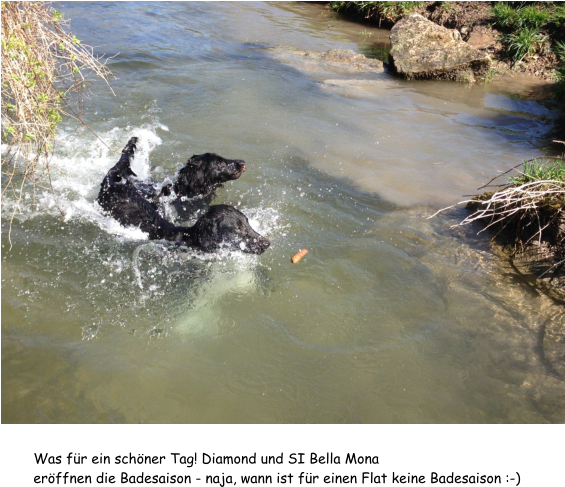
[4,132,286,254]
[244,205,288,238]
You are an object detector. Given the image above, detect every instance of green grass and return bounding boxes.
[482,65,498,84]
[500,27,548,63]
[509,158,565,186]
[329,1,424,22]
[504,3,564,37]
[491,2,565,65]
[500,2,527,7]
[492,2,550,30]
[507,158,565,212]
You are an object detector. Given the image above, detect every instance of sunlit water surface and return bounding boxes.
[2,2,564,423]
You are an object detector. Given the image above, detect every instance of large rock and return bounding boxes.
[389,13,491,81]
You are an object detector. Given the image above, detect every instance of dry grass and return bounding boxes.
[429,155,565,250]
[449,179,563,243]
[1,1,114,245]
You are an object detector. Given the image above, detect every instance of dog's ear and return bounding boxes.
[186,155,199,166]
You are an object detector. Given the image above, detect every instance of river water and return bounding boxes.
[2,2,564,423]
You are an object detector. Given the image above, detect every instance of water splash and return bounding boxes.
[3,123,163,241]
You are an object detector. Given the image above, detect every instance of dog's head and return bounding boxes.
[173,153,246,198]
[188,205,270,254]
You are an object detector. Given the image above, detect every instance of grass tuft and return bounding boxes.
[430,157,565,252]
[491,2,565,69]
[330,1,424,24]
[493,2,550,30]
[500,27,548,63]
[509,158,565,187]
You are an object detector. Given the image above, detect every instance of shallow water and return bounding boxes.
[2,1,564,423]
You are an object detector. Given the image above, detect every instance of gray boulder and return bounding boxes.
[389,13,491,81]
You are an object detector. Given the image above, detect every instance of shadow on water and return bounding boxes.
[360,44,392,64]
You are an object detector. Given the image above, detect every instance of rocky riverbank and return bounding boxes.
[329,1,565,136]
[330,2,563,79]
[388,13,492,82]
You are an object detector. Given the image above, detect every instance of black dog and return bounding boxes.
[98,138,269,254]
[159,152,248,219]
[112,150,247,219]
[171,153,246,199]
[186,204,269,254]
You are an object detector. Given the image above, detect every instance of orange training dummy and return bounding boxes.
[291,249,308,264]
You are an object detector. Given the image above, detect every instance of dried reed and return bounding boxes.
[429,156,565,251]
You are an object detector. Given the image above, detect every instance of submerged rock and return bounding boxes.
[266,47,384,74]
[389,13,491,81]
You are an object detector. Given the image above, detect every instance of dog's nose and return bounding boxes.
[250,237,270,254]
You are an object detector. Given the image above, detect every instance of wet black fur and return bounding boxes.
[97,138,269,254]
[171,153,246,199]
[109,150,246,217]
[188,204,270,254]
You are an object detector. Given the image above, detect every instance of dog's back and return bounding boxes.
[98,137,185,241]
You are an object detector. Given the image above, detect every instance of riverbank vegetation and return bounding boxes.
[492,1,565,63]
[455,157,564,241]
[431,155,565,298]
[330,2,565,94]
[1,2,112,243]
[492,2,565,106]
[330,1,425,26]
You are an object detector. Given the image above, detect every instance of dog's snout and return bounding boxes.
[247,235,270,254]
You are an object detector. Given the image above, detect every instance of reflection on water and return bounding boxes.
[2,1,564,423]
